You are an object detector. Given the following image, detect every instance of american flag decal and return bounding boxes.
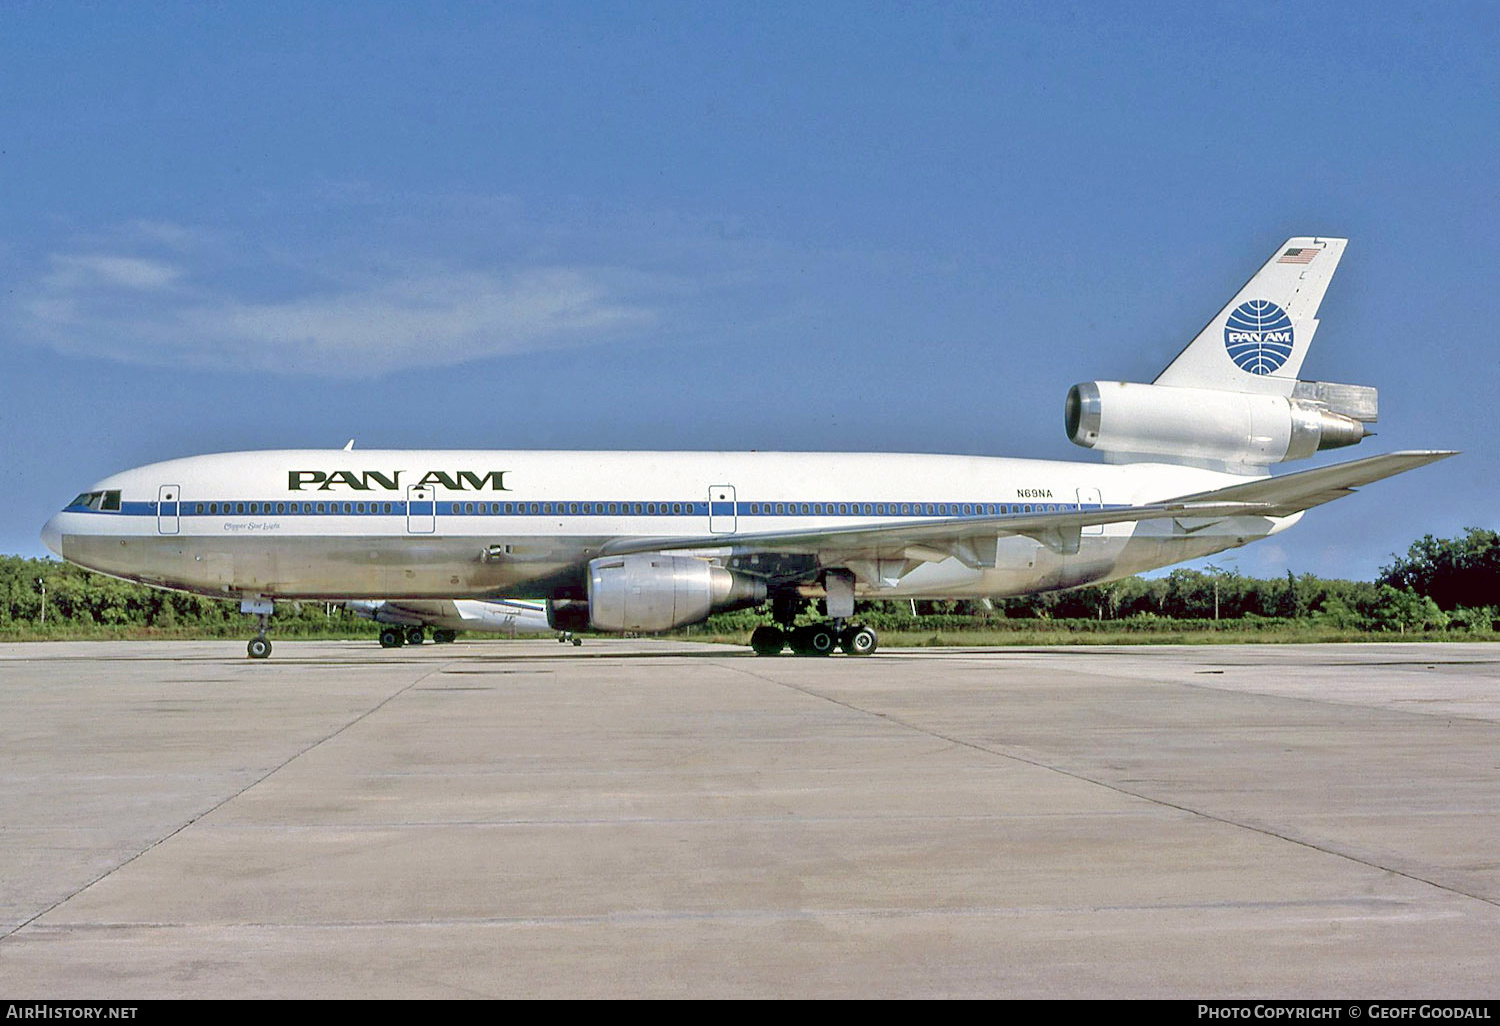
[1278,247,1320,264]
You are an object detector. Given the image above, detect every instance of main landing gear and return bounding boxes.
[378,627,459,648]
[557,631,583,646]
[750,622,878,656]
[749,588,877,657]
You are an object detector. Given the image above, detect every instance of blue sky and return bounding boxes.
[3,1,1496,580]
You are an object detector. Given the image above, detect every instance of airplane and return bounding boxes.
[344,597,581,647]
[41,236,1454,659]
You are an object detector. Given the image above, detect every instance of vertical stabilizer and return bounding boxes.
[1153,237,1346,395]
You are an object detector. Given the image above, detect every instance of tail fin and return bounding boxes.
[1154,237,1347,394]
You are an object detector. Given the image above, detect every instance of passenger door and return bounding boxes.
[406,485,436,534]
[1077,487,1104,536]
[709,485,737,534]
[157,484,180,535]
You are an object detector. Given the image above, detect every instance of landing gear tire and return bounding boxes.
[790,624,836,657]
[405,627,425,646]
[379,627,404,648]
[244,605,274,660]
[839,625,878,656]
[431,629,457,644]
[750,625,785,656]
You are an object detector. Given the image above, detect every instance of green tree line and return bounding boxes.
[0,555,367,637]
[4,527,1497,638]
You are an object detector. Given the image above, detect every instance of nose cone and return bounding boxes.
[41,514,63,557]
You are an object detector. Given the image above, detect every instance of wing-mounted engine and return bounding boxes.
[586,554,767,632]
[1065,380,1375,470]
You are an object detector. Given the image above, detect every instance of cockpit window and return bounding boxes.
[70,490,123,511]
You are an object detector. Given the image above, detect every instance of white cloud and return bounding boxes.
[12,250,667,377]
[5,196,799,377]
[44,254,182,291]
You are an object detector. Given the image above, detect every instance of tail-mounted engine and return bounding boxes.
[1065,380,1375,468]
[585,554,767,632]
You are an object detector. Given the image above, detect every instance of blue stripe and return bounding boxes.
[62,497,1105,519]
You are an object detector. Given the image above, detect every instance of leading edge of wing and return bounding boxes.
[599,450,1457,560]
[1162,449,1458,515]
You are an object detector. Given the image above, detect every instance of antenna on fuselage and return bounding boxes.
[343,439,355,451]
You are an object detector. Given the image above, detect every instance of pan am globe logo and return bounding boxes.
[1224,300,1295,374]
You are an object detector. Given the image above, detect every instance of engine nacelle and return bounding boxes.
[1065,381,1370,467]
[586,553,767,632]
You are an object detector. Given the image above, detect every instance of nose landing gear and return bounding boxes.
[243,598,275,659]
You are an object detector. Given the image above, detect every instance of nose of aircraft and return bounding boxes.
[41,514,63,557]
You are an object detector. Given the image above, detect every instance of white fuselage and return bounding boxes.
[42,448,1297,602]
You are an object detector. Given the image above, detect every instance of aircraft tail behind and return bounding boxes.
[1152,236,1346,394]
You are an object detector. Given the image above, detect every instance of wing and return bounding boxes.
[600,450,1456,569]
[1163,449,1456,514]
